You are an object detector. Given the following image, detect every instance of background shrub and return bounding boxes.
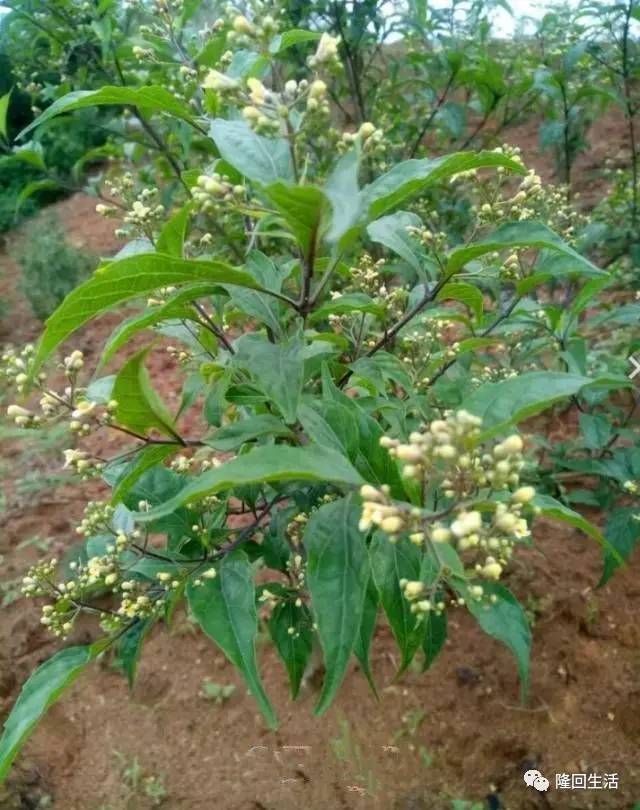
[14,213,97,321]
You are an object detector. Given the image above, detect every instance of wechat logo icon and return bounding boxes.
[524,769,550,792]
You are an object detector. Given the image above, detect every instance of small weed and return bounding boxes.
[112,751,168,807]
[200,679,236,704]
[330,717,378,797]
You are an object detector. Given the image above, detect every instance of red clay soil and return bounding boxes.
[1,118,639,810]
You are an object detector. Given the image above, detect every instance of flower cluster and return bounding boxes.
[192,173,244,213]
[63,448,104,479]
[76,501,116,537]
[338,121,385,156]
[122,190,165,229]
[359,411,536,608]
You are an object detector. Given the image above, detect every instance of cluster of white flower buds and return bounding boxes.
[76,501,116,537]
[192,173,243,213]
[1,343,39,396]
[339,121,384,155]
[63,448,104,479]
[166,344,193,366]
[307,33,341,70]
[398,578,446,616]
[358,411,537,611]
[123,194,165,228]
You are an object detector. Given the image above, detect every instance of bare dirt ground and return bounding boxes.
[1,111,639,810]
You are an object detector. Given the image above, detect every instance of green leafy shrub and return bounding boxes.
[0,162,39,232]
[14,214,96,321]
[0,0,637,787]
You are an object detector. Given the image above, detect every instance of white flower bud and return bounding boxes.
[512,486,535,504]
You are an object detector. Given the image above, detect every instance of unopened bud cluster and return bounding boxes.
[192,173,244,213]
[359,411,537,608]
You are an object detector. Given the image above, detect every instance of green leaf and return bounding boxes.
[228,287,283,335]
[369,533,424,674]
[269,29,321,54]
[111,444,177,504]
[353,578,378,696]
[533,494,622,566]
[0,147,46,171]
[437,282,484,321]
[367,211,424,273]
[135,445,363,521]
[462,371,593,439]
[233,333,304,423]
[298,402,359,459]
[112,349,178,439]
[579,413,613,450]
[156,204,191,257]
[446,221,606,276]
[269,601,313,699]
[30,254,263,378]
[263,183,328,259]
[114,619,152,688]
[0,89,11,140]
[19,87,195,139]
[209,119,294,184]
[350,352,412,394]
[422,611,447,671]
[0,641,105,782]
[325,148,362,247]
[463,584,531,700]
[101,282,220,364]
[305,495,370,715]
[205,414,293,451]
[362,152,524,220]
[187,551,276,728]
[310,292,384,322]
[15,180,60,212]
[600,508,640,586]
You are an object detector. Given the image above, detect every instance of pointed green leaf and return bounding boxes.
[263,183,328,258]
[446,221,605,276]
[209,119,294,184]
[462,371,593,439]
[324,147,362,246]
[0,641,106,782]
[461,583,531,700]
[233,333,304,423]
[599,508,640,587]
[30,255,262,378]
[309,292,384,322]
[437,282,484,321]
[187,551,276,728]
[369,533,424,674]
[269,601,313,699]
[15,179,59,211]
[114,619,152,688]
[0,89,12,140]
[353,578,379,695]
[157,204,191,257]
[269,29,320,54]
[367,211,424,273]
[111,444,177,504]
[305,495,369,715]
[19,86,195,139]
[205,414,293,451]
[134,445,363,521]
[422,611,447,671]
[112,349,178,439]
[100,282,221,364]
[533,493,623,566]
[362,152,524,220]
